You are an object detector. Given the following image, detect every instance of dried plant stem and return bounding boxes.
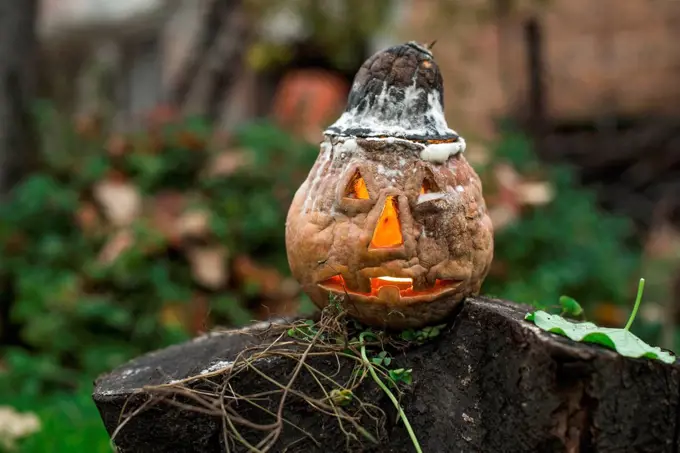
[116,305,421,452]
[359,332,422,453]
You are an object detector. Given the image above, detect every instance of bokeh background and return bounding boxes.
[1,0,680,451]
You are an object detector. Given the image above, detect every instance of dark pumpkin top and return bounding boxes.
[324,41,460,141]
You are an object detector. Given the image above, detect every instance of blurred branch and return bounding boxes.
[168,0,228,107]
[0,0,39,197]
[169,0,252,121]
[0,0,39,349]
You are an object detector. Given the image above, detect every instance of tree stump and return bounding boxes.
[93,297,680,452]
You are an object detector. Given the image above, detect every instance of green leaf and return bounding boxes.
[286,320,319,341]
[371,351,390,366]
[399,329,417,342]
[388,368,413,386]
[526,310,675,364]
[558,295,583,317]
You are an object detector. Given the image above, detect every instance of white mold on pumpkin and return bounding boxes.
[420,139,466,164]
[337,137,359,155]
[417,192,447,203]
[320,41,467,164]
[377,164,402,178]
[364,136,423,148]
[326,79,456,140]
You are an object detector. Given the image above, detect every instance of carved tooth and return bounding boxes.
[377,286,401,304]
[412,275,430,292]
[355,273,372,293]
[315,264,349,283]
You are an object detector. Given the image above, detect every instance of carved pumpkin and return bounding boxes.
[285,42,494,329]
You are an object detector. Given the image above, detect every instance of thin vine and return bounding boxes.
[112,296,440,452]
[359,331,422,453]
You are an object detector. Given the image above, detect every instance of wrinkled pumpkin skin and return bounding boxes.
[285,137,493,329]
[286,41,494,329]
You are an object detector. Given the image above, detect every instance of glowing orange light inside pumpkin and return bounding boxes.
[318,275,463,299]
[371,276,413,292]
[325,274,346,286]
[346,171,369,199]
[370,196,403,249]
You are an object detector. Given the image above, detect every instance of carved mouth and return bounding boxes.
[318,275,462,304]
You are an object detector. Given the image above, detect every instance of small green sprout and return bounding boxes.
[371,351,392,367]
[388,368,413,386]
[329,293,344,311]
[330,388,353,407]
[400,324,446,343]
[287,319,318,340]
[558,295,583,318]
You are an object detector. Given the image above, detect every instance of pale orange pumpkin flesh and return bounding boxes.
[285,42,494,329]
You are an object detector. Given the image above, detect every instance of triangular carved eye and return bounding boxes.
[345,170,370,199]
[420,171,440,194]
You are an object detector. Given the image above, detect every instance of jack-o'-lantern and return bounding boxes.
[285,42,494,329]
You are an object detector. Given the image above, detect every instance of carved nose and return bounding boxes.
[370,196,403,249]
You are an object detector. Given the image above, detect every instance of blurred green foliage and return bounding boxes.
[0,106,318,451]
[1,383,111,453]
[480,131,640,311]
[0,110,641,451]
